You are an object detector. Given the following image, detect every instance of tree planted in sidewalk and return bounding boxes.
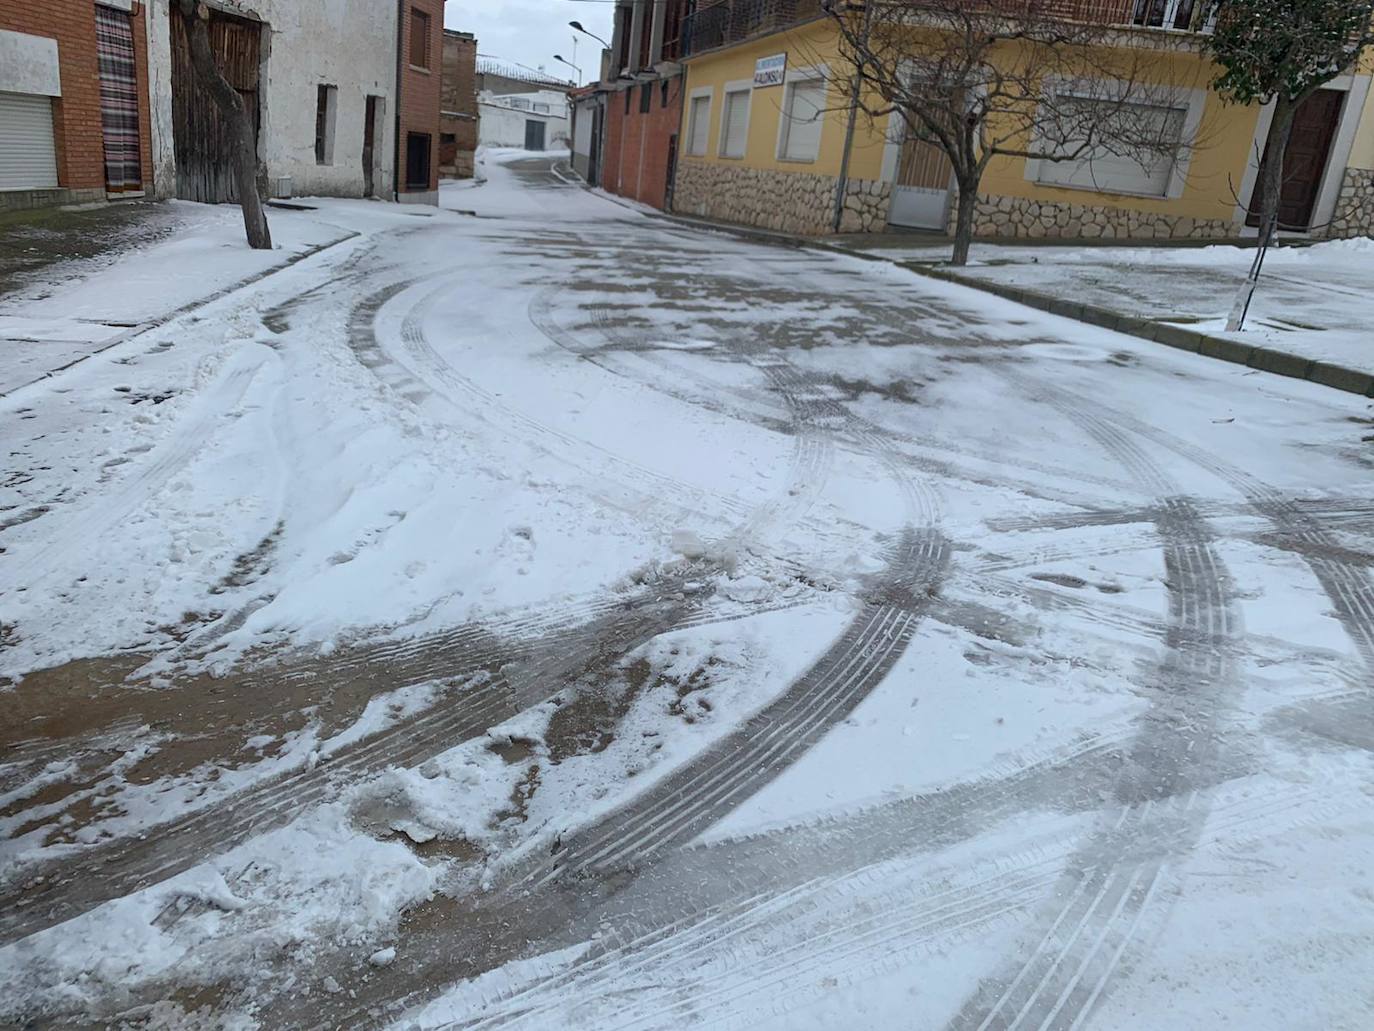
[822,0,1204,265]
[1207,0,1374,239]
[174,0,272,250]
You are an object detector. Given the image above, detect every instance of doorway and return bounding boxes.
[363,95,381,196]
[405,131,431,190]
[1247,89,1344,231]
[888,122,953,229]
[524,119,546,152]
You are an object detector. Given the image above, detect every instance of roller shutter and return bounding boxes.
[0,91,59,190]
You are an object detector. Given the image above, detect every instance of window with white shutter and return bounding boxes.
[687,93,711,156]
[1035,98,1186,197]
[719,88,751,159]
[779,77,825,162]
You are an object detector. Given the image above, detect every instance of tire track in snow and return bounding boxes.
[2,348,269,592]
[947,373,1241,1031]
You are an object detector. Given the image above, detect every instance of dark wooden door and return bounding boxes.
[1248,90,1344,231]
[524,119,546,151]
[170,9,261,204]
[362,95,379,196]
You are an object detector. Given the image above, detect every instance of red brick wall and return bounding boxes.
[601,74,682,211]
[397,0,445,195]
[0,1,155,195]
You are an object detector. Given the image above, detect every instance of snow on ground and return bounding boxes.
[848,236,1374,376]
[2,151,1372,1030]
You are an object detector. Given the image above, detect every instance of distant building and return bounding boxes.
[0,0,156,210]
[440,29,478,179]
[478,90,571,152]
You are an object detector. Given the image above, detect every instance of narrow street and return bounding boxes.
[2,152,1372,1030]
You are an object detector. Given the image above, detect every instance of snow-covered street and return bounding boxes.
[2,150,1373,1030]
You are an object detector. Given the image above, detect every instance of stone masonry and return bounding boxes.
[1325,169,1374,239]
[959,192,1236,240]
[673,160,890,235]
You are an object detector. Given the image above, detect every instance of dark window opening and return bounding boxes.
[314,84,336,164]
[406,132,432,189]
[624,89,631,115]
[640,83,652,114]
[661,79,670,108]
[410,7,431,69]
[440,132,456,145]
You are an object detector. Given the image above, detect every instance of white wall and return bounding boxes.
[146,0,398,200]
[478,91,571,150]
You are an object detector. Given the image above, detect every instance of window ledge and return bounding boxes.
[409,65,431,75]
[1033,178,1171,202]
[777,156,818,165]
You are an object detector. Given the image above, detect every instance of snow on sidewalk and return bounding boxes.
[0,199,355,395]
[848,236,1374,378]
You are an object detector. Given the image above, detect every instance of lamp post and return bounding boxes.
[569,20,610,49]
[553,54,581,85]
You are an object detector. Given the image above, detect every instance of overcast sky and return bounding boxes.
[447,0,616,86]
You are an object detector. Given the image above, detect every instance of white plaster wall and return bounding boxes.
[0,29,62,96]
[478,92,571,150]
[145,0,398,201]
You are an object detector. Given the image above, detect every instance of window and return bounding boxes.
[440,132,456,145]
[719,88,751,159]
[314,84,337,165]
[624,89,632,115]
[778,76,825,162]
[640,83,652,114]
[661,80,670,108]
[406,131,431,189]
[686,93,711,156]
[509,97,531,111]
[1035,97,1186,197]
[409,7,431,70]
[533,102,549,114]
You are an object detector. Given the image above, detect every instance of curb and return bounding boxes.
[883,259,1374,399]
[0,230,361,401]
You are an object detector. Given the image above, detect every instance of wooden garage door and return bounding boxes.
[0,91,59,190]
[170,9,261,203]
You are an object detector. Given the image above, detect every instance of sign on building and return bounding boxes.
[753,53,786,88]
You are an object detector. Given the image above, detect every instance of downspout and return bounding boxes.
[831,5,868,234]
[393,0,404,200]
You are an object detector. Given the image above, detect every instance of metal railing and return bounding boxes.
[683,0,826,57]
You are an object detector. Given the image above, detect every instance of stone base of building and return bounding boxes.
[963,193,1236,240]
[673,160,890,235]
[0,187,108,214]
[1325,168,1374,239]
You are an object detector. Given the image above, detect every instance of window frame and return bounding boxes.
[775,66,828,164]
[1023,79,1208,201]
[685,87,713,157]
[409,7,431,71]
[717,81,753,160]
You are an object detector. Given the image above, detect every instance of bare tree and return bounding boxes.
[174,0,272,249]
[822,0,1207,264]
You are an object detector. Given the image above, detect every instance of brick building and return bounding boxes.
[396,0,445,203]
[0,0,154,211]
[599,0,690,211]
[439,28,477,179]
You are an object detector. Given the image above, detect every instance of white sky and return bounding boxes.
[446,0,616,86]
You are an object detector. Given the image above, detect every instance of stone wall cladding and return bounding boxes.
[673,160,889,235]
[961,193,1236,240]
[1325,169,1374,239]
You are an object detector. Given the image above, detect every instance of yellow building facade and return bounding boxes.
[673,10,1374,241]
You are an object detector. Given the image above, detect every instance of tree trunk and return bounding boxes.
[1254,94,1298,245]
[950,177,978,266]
[176,0,271,250]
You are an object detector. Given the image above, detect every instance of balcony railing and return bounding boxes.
[681,0,1216,58]
[683,0,825,57]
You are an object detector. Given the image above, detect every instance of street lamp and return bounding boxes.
[569,21,610,49]
[553,54,581,85]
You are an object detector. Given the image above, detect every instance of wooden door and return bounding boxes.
[1247,90,1344,231]
[363,95,379,197]
[170,9,261,204]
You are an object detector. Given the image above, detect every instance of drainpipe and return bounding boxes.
[831,3,870,234]
[393,0,404,201]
